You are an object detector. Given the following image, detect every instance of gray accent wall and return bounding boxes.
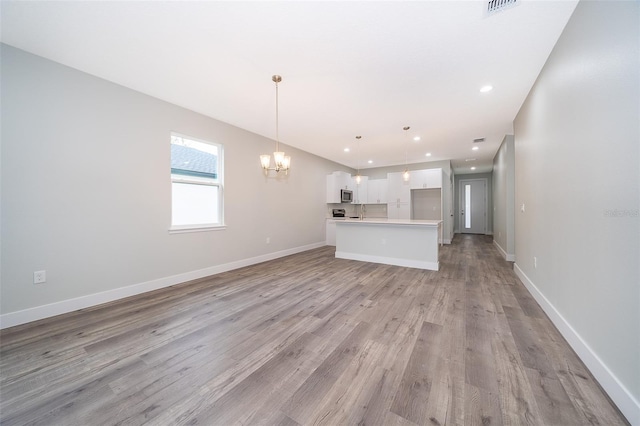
[513,0,639,421]
[1,45,349,319]
[492,135,515,259]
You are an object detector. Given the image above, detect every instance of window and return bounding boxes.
[465,184,471,229]
[170,134,224,231]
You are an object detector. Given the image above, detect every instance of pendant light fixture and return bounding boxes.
[402,126,410,182]
[355,135,362,184]
[260,75,291,175]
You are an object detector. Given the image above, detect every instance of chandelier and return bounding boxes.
[260,75,291,175]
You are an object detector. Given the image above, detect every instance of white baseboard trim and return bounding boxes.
[335,251,439,271]
[443,238,452,245]
[493,240,516,261]
[513,263,640,425]
[0,242,326,330]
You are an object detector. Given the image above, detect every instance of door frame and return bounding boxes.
[458,178,488,234]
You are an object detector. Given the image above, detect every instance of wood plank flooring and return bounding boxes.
[0,234,628,425]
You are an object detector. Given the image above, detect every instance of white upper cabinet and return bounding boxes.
[387,172,411,203]
[367,179,388,204]
[351,176,369,204]
[326,171,352,203]
[410,168,442,189]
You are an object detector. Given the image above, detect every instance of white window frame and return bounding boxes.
[169,133,225,233]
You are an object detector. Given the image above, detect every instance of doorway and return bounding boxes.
[459,178,487,234]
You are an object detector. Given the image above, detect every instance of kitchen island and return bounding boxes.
[335,218,442,271]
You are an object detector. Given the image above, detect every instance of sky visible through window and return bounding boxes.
[171,135,217,156]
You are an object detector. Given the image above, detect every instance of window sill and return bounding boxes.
[169,224,226,234]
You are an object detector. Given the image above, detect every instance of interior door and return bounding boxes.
[459,179,487,234]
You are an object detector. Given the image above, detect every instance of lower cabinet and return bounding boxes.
[326,219,336,246]
[387,202,410,220]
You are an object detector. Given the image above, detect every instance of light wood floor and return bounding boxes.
[0,235,627,425]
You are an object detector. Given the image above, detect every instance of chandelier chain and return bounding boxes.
[404,126,410,166]
[260,74,289,175]
[275,79,279,152]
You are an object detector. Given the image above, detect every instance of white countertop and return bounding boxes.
[335,218,442,227]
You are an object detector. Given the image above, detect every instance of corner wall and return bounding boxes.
[492,135,515,260]
[0,45,348,327]
[513,1,639,422]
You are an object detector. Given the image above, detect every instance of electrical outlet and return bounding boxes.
[266,237,271,244]
[34,270,46,284]
[534,257,537,268]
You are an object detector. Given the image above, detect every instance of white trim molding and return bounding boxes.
[335,251,439,271]
[493,239,516,261]
[0,242,325,330]
[514,263,640,425]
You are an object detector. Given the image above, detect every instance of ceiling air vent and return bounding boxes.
[473,138,485,143]
[486,0,519,16]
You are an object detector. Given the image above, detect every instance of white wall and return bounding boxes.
[513,1,639,422]
[362,159,452,180]
[0,45,347,326]
[492,135,515,260]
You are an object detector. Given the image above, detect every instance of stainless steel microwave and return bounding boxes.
[341,189,353,203]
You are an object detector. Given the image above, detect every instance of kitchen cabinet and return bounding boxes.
[326,171,352,203]
[387,202,410,220]
[326,219,337,246]
[410,168,442,189]
[387,172,411,203]
[367,179,388,204]
[351,176,369,204]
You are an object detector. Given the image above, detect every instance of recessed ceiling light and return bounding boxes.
[471,166,477,170]
[413,136,421,141]
[368,160,373,164]
[425,153,432,157]
[472,146,479,151]
[344,148,350,152]
[465,158,476,162]
[480,85,493,93]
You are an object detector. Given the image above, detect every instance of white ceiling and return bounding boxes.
[0,0,578,175]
